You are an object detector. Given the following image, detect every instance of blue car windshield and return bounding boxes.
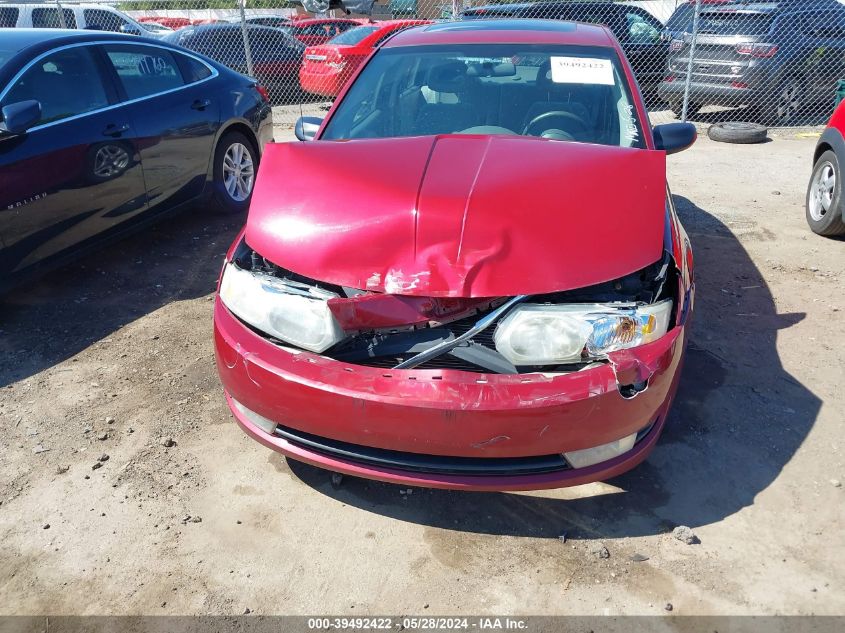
[321,44,646,149]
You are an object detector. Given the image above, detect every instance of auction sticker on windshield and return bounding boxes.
[550,56,614,85]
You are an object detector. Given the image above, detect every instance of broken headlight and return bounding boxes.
[493,300,672,366]
[219,263,345,353]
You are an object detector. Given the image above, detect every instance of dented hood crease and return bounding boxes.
[246,135,666,298]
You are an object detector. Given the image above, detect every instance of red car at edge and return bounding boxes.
[214,19,698,491]
[300,20,432,98]
[806,99,845,236]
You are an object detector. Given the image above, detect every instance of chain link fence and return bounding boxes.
[3,0,845,129]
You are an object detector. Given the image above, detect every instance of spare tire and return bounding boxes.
[707,122,768,144]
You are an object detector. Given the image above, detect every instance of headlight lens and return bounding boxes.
[494,300,672,366]
[219,263,345,353]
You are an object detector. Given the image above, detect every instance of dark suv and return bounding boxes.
[657,0,845,125]
[462,2,668,98]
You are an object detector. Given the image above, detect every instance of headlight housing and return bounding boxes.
[219,262,345,353]
[493,300,672,366]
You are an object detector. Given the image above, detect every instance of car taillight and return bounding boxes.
[735,43,778,58]
[255,84,270,102]
[670,39,684,53]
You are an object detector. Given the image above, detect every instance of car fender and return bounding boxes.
[815,124,845,165]
[203,116,262,183]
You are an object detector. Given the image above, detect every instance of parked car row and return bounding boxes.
[461,0,845,125]
[163,19,431,100]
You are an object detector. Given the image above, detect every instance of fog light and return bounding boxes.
[232,398,278,435]
[563,432,637,469]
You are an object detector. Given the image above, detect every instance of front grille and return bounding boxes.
[356,355,484,372]
[344,312,500,372]
[274,424,570,476]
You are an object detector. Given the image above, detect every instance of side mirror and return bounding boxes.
[0,100,42,136]
[295,116,323,142]
[653,122,696,155]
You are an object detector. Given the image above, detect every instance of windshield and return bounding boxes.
[328,25,379,45]
[321,44,645,149]
[666,4,694,31]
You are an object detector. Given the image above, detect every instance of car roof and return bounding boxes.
[370,19,429,28]
[465,1,620,11]
[385,18,615,48]
[291,17,365,25]
[180,23,282,34]
[701,0,845,14]
[0,28,141,52]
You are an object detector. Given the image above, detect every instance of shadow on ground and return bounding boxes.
[289,195,821,539]
[0,208,242,387]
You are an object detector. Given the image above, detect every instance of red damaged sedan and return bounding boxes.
[214,19,697,491]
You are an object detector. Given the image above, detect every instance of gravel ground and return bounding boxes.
[1,131,843,616]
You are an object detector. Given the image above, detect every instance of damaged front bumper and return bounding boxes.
[214,296,688,491]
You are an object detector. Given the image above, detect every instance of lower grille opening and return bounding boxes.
[273,424,570,477]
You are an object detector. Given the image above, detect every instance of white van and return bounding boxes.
[0,3,168,38]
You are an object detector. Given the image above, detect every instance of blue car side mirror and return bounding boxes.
[0,100,42,137]
[653,122,697,155]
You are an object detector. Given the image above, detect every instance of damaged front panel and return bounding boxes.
[245,136,668,298]
[227,238,683,378]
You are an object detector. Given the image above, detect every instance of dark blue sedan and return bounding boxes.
[0,29,273,292]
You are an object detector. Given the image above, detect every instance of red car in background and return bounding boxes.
[288,18,367,47]
[215,20,697,491]
[806,99,845,236]
[137,16,191,30]
[300,20,431,97]
[191,18,228,26]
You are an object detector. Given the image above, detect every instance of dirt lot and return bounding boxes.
[1,131,844,616]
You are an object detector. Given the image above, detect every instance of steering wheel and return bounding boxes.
[522,110,588,138]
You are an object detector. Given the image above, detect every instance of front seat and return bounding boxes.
[414,61,479,135]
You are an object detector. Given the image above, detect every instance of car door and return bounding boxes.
[0,43,147,280]
[30,6,77,29]
[82,8,140,35]
[796,10,845,107]
[101,43,220,212]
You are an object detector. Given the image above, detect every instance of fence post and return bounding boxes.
[681,0,702,122]
[55,0,67,29]
[238,0,255,79]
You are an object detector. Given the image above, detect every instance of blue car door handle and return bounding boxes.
[191,99,211,111]
[102,123,130,137]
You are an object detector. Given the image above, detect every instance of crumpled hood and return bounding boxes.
[246,135,666,298]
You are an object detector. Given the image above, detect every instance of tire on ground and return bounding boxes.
[806,149,845,237]
[707,122,769,144]
[212,130,259,215]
